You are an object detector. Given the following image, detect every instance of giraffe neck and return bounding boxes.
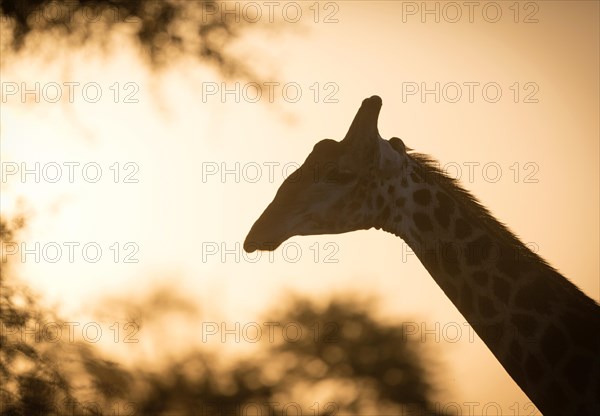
[374,142,600,414]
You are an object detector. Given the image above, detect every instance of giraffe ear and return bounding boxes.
[389,137,406,154]
[342,96,382,152]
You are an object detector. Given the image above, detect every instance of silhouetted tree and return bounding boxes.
[1,216,448,416]
[235,296,447,415]
[1,0,258,76]
[0,217,75,415]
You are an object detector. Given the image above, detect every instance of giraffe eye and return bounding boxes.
[324,168,355,184]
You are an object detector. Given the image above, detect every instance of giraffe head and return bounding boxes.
[244,96,408,252]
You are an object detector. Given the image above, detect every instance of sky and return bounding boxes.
[1,1,599,414]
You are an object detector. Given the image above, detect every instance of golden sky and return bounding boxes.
[2,1,599,413]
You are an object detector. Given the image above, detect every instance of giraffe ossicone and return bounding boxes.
[244,96,600,415]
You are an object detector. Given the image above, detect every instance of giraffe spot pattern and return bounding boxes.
[492,276,511,303]
[524,354,543,383]
[395,198,405,208]
[413,189,431,206]
[481,322,503,345]
[434,208,450,229]
[413,212,433,232]
[515,276,556,313]
[442,281,459,301]
[511,313,538,335]
[479,296,497,318]
[378,206,391,224]
[465,234,493,266]
[441,243,460,276]
[459,282,475,315]
[540,324,567,365]
[425,252,440,273]
[409,228,423,245]
[436,191,455,213]
[509,339,523,362]
[503,353,526,389]
[454,217,473,239]
[471,270,489,286]
[497,257,526,279]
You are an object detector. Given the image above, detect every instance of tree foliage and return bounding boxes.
[0,217,447,415]
[1,0,255,75]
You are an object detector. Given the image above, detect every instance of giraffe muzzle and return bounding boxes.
[243,205,288,252]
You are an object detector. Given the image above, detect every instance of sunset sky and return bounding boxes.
[2,1,598,413]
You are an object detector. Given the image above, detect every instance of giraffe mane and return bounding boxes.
[408,151,555,270]
[407,150,600,313]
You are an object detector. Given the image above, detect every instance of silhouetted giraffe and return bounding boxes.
[244,96,600,415]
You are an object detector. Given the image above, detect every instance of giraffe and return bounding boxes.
[243,96,600,415]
